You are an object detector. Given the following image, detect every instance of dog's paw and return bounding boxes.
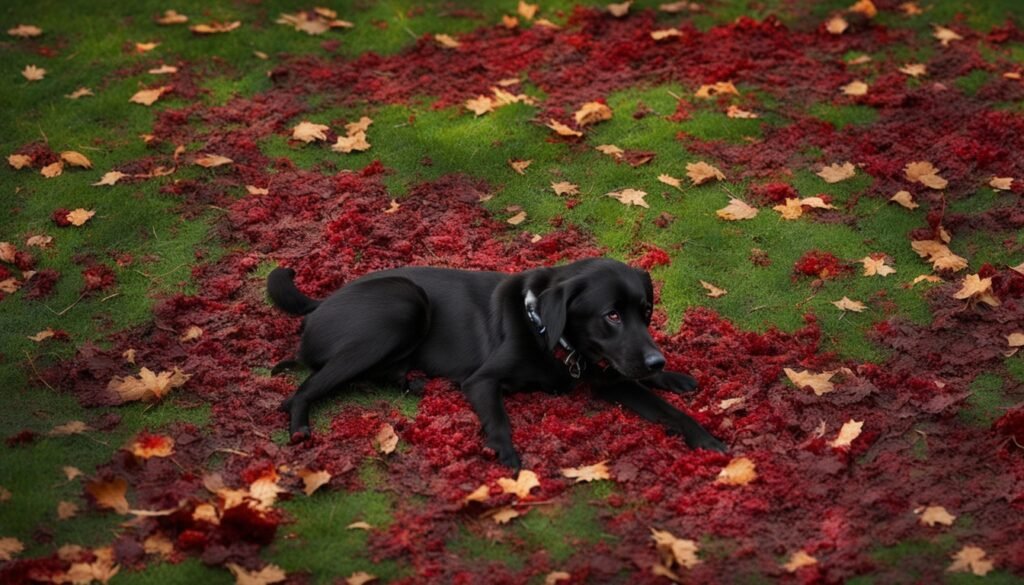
[497,447,523,473]
[661,372,699,394]
[289,426,311,444]
[688,434,727,453]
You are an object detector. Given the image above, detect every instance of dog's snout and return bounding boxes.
[644,352,666,372]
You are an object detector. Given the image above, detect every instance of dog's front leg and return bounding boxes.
[462,378,522,472]
[642,371,699,395]
[595,381,727,453]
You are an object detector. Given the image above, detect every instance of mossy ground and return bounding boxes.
[1,0,1022,582]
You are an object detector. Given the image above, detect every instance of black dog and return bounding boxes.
[268,258,726,470]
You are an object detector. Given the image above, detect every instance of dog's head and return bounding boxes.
[531,258,665,379]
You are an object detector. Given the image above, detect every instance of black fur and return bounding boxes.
[268,258,726,470]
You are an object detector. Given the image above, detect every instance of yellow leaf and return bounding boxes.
[466,96,494,117]
[376,423,398,455]
[130,86,172,106]
[726,105,758,118]
[1007,332,1024,348]
[66,87,94,99]
[695,81,738,99]
[607,1,632,18]
[86,476,130,514]
[719,397,745,410]
[953,274,1000,307]
[700,280,727,298]
[651,28,682,41]
[782,550,818,572]
[8,24,43,38]
[560,461,611,483]
[291,121,330,143]
[93,171,128,186]
[917,505,956,526]
[551,181,579,196]
[135,41,159,53]
[507,211,527,225]
[8,154,32,169]
[332,131,370,153]
[434,33,460,48]
[347,521,372,530]
[297,468,332,495]
[345,116,373,135]
[0,537,25,561]
[773,198,805,220]
[61,151,92,169]
[716,198,758,220]
[545,571,571,585]
[41,161,63,178]
[22,64,46,81]
[904,161,947,189]
[195,154,233,168]
[128,434,175,459]
[64,466,83,480]
[607,188,649,208]
[849,0,878,18]
[716,457,757,486]
[67,208,95,226]
[346,572,377,585]
[498,469,540,499]
[658,174,682,190]
[143,534,174,558]
[595,144,624,158]
[190,21,241,34]
[784,368,835,396]
[463,484,491,503]
[841,80,869,96]
[910,239,968,272]
[817,162,856,183]
[49,420,90,436]
[28,328,55,342]
[226,563,287,585]
[156,10,188,25]
[509,159,532,175]
[247,185,269,195]
[489,506,521,524]
[546,119,582,137]
[574,102,613,127]
[57,500,79,520]
[833,296,867,312]
[383,199,400,214]
[899,63,927,77]
[651,528,700,569]
[889,190,918,209]
[947,546,994,576]
[829,419,863,448]
[686,161,725,185]
[861,256,896,277]
[933,25,963,47]
[989,176,1013,191]
[660,1,699,13]
[518,1,539,20]
[826,16,848,35]
[107,367,190,403]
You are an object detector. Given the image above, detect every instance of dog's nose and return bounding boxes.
[644,352,666,372]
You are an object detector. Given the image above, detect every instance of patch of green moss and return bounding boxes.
[808,103,880,129]
[959,373,1010,427]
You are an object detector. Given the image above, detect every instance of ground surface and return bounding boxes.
[1,1,1024,583]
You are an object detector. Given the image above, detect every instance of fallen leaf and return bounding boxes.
[156,10,188,25]
[93,171,128,186]
[332,131,370,153]
[833,296,867,312]
[989,177,1013,191]
[107,367,190,403]
[346,572,377,585]
[297,468,332,495]
[8,154,32,169]
[22,64,46,81]
[890,190,918,209]
[595,144,624,158]
[911,274,943,286]
[716,457,757,486]
[128,433,175,458]
[64,466,83,480]
[0,242,14,263]
[345,117,373,135]
[60,151,92,169]
[947,546,994,576]
[67,209,95,226]
[195,154,233,168]
[829,419,863,448]
[190,21,241,35]
[347,521,372,530]
[49,420,90,436]
[773,198,804,220]
[574,102,613,127]
[700,280,727,298]
[717,198,758,220]
[57,501,79,520]
[463,484,490,503]
[607,1,632,18]
[143,534,174,558]
[8,24,43,38]
[66,87,94,99]
[899,63,927,77]
[466,96,494,117]
[658,174,683,190]
[551,181,579,196]
[651,28,682,41]
[490,506,521,524]
[911,239,968,272]
[861,256,896,277]
[783,550,818,572]
[518,1,539,20]
[0,537,24,561]
[545,572,571,585]
[376,423,398,454]
[86,477,130,514]
[719,397,745,410]
[695,81,738,99]
[817,162,856,183]
[934,25,963,47]
[41,161,63,178]
[178,325,202,342]
[904,161,947,189]
[28,328,55,342]
[0,278,21,294]
[561,461,610,483]
[507,211,527,225]
[842,80,869,96]
[123,348,136,364]
[226,563,287,585]
[498,469,540,499]
[651,528,700,570]
[784,368,835,396]
[135,41,159,53]
[850,0,878,17]
[130,86,172,106]
[291,121,329,143]
[65,547,119,584]
[247,185,269,195]
[383,199,400,214]
[509,159,532,175]
[826,16,848,35]
[546,119,582,137]
[434,33,460,48]
[953,273,1000,307]
[917,505,956,526]
[607,188,649,208]
[725,105,758,118]
[686,161,725,185]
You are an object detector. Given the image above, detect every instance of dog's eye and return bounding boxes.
[606,310,621,323]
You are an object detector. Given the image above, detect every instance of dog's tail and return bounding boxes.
[267,267,320,316]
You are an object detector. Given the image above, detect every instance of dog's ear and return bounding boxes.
[638,269,654,303]
[538,282,571,351]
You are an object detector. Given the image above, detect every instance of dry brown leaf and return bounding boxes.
[651,28,682,41]
[130,86,171,106]
[60,151,92,169]
[545,571,571,585]
[509,159,532,175]
[917,505,956,526]
[833,296,867,312]
[178,325,202,342]
[8,154,32,169]
[25,235,52,249]
[1007,332,1024,348]
[595,144,624,158]
[28,328,55,342]
[686,161,725,185]
[773,198,805,220]
[899,63,927,77]
[890,190,918,209]
[934,25,963,46]
[8,24,43,38]
[376,423,398,455]
[904,161,947,189]
[911,239,968,272]
[546,119,582,137]
[190,21,241,35]
[817,162,856,183]
[22,64,46,81]
[434,33,460,48]
[66,87,94,99]
[346,572,377,585]
[64,466,83,481]
[947,546,993,576]
[826,16,848,35]
[195,154,233,168]
[332,132,370,153]
[850,0,878,17]
[561,461,611,483]
[107,367,190,403]
[344,117,373,135]
[135,41,159,53]
[347,521,372,530]
[156,10,188,25]
[718,397,744,410]
[57,501,79,519]
[574,102,613,127]
[726,105,758,119]
[0,537,24,561]
[49,420,90,436]
[143,534,174,558]
[297,468,332,495]
[93,171,128,186]
[507,211,528,225]
[716,198,758,220]
[41,161,63,178]
[651,528,700,570]
[129,434,175,458]
[989,177,1013,191]
[67,208,95,226]
[784,368,835,396]
[0,279,21,294]
[830,419,863,448]
[383,199,400,214]
[226,563,287,585]
[658,174,683,190]
[700,280,727,298]
[607,1,632,17]
[716,457,757,486]
[498,469,540,499]
[463,484,491,503]
[86,477,130,514]
[490,506,521,524]
[783,550,818,572]
[953,274,1000,307]
[607,188,648,208]
[518,1,539,20]
[551,181,579,196]
[861,256,896,277]
[291,121,329,143]
[660,1,699,12]
[247,185,269,195]
[490,86,535,106]
[0,242,15,263]
[466,96,494,117]
[842,80,869,96]
[123,348,137,364]
[695,81,738,99]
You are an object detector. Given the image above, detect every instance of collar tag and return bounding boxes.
[524,289,546,335]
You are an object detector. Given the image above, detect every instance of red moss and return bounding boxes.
[81,264,116,293]
[23,269,60,300]
[634,246,671,270]
[51,208,72,227]
[793,250,848,279]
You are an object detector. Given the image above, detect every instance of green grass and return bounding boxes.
[959,373,1013,428]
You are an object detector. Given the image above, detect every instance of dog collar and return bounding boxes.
[524,290,585,378]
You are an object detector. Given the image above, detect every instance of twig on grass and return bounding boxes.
[23,350,58,393]
[47,292,87,316]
